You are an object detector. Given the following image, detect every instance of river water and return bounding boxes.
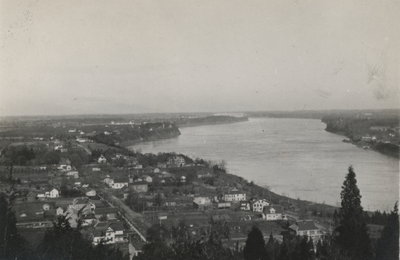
[131,118,399,211]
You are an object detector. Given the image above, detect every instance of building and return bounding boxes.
[193,196,212,208]
[92,221,127,245]
[262,205,284,221]
[86,190,97,197]
[98,155,107,164]
[46,188,60,198]
[111,178,128,189]
[167,155,186,167]
[57,164,72,171]
[180,176,186,183]
[240,201,251,211]
[217,202,231,209]
[131,181,149,193]
[94,207,118,221]
[66,170,79,178]
[223,190,247,202]
[253,199,270,212]
[142,175,153,183]
[289,220,322,242]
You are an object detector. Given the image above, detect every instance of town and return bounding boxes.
[0,116,329,258]
[0,115,396,260]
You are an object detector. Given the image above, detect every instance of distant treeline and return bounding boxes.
[175,115,248,127]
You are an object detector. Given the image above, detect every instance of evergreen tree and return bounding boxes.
[243,226,267,260]
[38,215,125,260]
[0,192,27,260]
[375,202,399,260]
[333,166,372,260]
[266,233,276,260]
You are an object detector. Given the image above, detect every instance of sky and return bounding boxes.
[0,0,399,116]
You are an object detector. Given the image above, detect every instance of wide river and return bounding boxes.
[131,118,399,211]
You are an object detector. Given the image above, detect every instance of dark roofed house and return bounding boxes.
[289,220,322,241]
[92,221,127,245]
[95,207,118,220]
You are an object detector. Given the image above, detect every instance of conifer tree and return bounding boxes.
[375,202,399,260]
[0,192,27,260]
[333,166,372,260]
[244,226,267,260]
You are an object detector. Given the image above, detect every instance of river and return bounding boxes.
[130,117,399,211]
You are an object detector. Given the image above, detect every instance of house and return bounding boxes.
[180,176,186,183]
[86,190,97,197]
[92,221,127,245]
[142,175,153,183]
[289,220,322,242]
[94,207,118,220]
[81,214,97,227]
[66,170,79,178]
[57,164,72,171]
[253,199,270,213]
[98,155,107,164]
[45,188,60,198]
[197,172,213,179]
[103,177,114,186]
[240,201,251,211]
[217,202,231,209]
[111,178,128,189]
[193,197,212,209]
[262,205,284,221]
[131,181,148,193]
[56,207,64,215]
[65,198,96,227]
[223,190,247,202]
[167,155,186,167]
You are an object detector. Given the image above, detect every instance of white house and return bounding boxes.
[167,155,186,167]
[86,190,97,197]
[57,164,72,171]
[98,155,107,164]
[66,170,79,178]
[92,222,126,245]
[193,197,212,207]
[180,176,186,183]
[45,188,60,198]
[252,199,270,212]
[111,178,128,189]
[240,201,251,211]
[223,190,247,202]
[262,205,284,221]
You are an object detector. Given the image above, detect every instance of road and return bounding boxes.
[97,189,147,242]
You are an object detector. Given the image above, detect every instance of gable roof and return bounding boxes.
[290,220,318,231]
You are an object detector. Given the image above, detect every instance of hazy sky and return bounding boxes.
[0,0,399,116]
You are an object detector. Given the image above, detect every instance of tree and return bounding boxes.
[38,215,125,260]
[0,193,28,260]
[375,202,399,260]
[333,166,372,260]
[243,226,267,260]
